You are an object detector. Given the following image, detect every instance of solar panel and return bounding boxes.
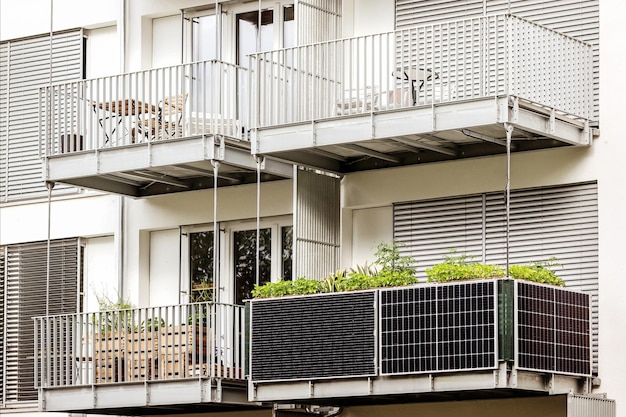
[380,280,497,374]
[516,281,591,376]
[250,291,377,382]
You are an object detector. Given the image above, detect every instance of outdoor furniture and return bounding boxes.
[92,99,157,144]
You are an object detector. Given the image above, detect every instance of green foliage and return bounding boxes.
[426,251,565,286]
[508,258,565,286]
[93,292,135,333]
[251,241,418,298]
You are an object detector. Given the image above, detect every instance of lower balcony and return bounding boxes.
[35,302,258,415]
[250,14,595,173]
[249,279,593,405]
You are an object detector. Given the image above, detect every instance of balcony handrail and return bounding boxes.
[39,59,249,157]
[249,13,593,129]
[34,301,247,388]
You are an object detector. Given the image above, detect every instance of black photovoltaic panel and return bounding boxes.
[250,291,376,382]
[517,281,591,376]
[380,281,497,374]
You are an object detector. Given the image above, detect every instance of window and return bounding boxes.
[2,238,82,402]
[189,230,215,302]
[183,219,292,305]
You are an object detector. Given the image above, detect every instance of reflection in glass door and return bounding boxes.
[189,230,214,302]
[234,228,271,304]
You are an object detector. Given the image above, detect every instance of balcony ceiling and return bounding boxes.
[44,136,294,197]
[253,96,594,173]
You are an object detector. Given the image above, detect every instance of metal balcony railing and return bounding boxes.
[249,14,593,128]
[39,60,247,156]
[34,302,246,388]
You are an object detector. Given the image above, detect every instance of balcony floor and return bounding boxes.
[253,96,593,173]
[40,377,262,415]
[44,135,294,197]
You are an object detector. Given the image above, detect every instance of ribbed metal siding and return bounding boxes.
[4,239,79,403]
[394,181,599,373]
[380,281,497,374]
[250,291,376,382]
[294,169,341,280]
[395,0,599,121]
[567,394,616,417]
[296,0,342,44]
[0,30,83,202]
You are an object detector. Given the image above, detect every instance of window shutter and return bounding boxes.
[0,248,5,405]
[394,182,598,373]
[294,169,341,280]
[4,238,79,403]
[394,194,485,279]
[0,30,83,202]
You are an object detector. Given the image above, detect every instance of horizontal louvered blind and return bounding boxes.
[395,0,599,120]
[394,181,598,373]
[0,249,5,405]
[0,30,83,202]
[4,239,79,403]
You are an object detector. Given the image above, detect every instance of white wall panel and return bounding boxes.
[149,228,180,307]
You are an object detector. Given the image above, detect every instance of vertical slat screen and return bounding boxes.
[395,0,599,120]
[4,238,79,403]
[0,30,83,202]
[296,0,342,44]
[294,169,340,280]
[394,181,598,373]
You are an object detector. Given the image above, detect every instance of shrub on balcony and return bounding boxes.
[426,251,565,286]
[252,241,419,298]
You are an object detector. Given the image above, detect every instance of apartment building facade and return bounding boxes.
[0,0,621,416]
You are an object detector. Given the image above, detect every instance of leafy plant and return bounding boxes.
[251,241,419,298]
[426,250,505,283]
[508,257,565,286]
[93,292,135,333]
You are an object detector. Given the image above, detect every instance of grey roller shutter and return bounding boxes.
[295,0,342,44]
[4,238,79,403]
[395,0,599,120]
[394,181,598,373]
[0,30,83,202]
[0,248,5,405]
[294,169,341,280]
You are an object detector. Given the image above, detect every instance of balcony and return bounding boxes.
[249,15,595,172]
[249,279,592,404]
[39,60,293,197]
[35,302,257,415]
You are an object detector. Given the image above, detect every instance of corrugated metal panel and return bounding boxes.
[0,30,83,202]
[294,169,340,280]
[567,394,616,417]
[395,0,599,120]
[393,181,598,373]
[296,0,342,44]
[250,291,376,382]
[4,239,79,403]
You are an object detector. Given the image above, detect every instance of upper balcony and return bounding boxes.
[35,302,256,415]
[249,14,595,173]
[39,60,293,197]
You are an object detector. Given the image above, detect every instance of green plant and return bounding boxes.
[426,250,505,283]
[508,258,565,286]
[252,241,419,298]
[93,292,135,333]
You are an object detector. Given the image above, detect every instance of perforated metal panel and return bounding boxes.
[250,291,376,382]
[516,281,591,376]
[380,280,497,374]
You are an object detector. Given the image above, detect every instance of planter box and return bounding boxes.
[250,279,591,384]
